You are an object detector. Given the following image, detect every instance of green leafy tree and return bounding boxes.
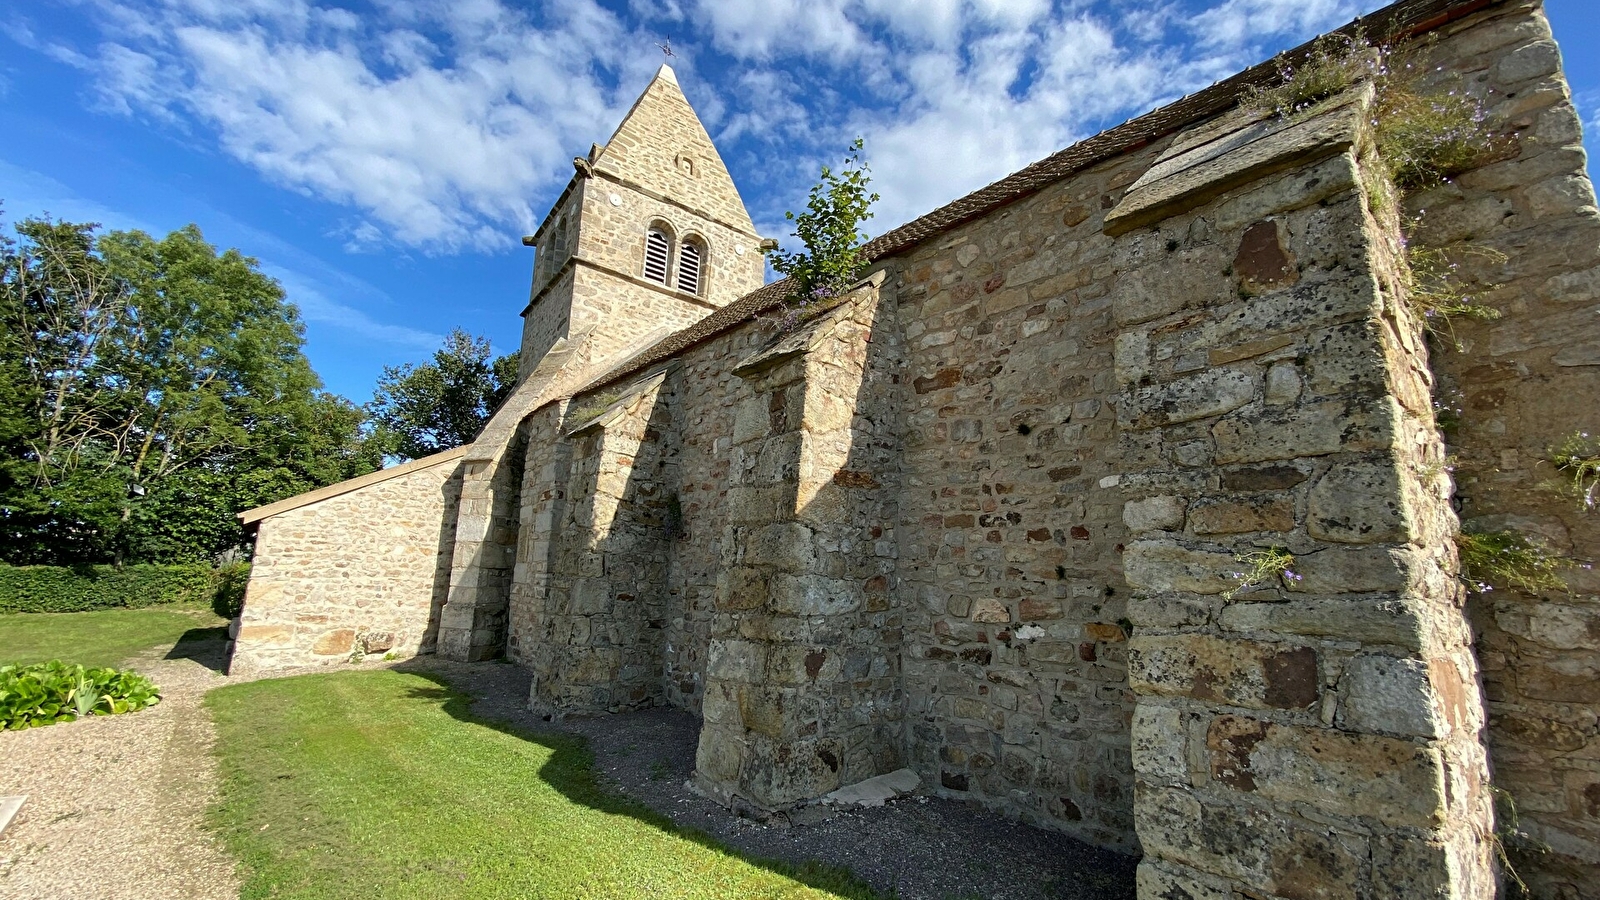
[366,329,518,461]
[0,214,376,564]
[766,138,880,303]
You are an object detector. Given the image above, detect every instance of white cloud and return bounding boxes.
[67,0,657,253]
[1186,0,1364,52]
[37,0,1395,258]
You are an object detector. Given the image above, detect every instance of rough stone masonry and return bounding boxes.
[234,1,1600,896]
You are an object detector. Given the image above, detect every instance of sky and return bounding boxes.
[2,0,1598,403]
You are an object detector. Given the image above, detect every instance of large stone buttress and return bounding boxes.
[694,277,906,808]
[1105,85,1496,898]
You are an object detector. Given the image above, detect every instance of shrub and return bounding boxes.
[211,561,251,619]
[765,137,879,327]
[0,562,249,615]
[1403,242,1506,348]
[1245,32,1500,194]
[1457,530,1567,594]
[0,660,161,730]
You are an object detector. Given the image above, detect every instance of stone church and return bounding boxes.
[233,0,1600,896]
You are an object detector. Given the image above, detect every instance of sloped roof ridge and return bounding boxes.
[569,0,1500,399]
[238,446,467,525]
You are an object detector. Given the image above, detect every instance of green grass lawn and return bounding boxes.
[0,603,228,668]
[207,669,881,900]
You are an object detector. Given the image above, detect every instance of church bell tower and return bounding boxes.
[518,64,767,379]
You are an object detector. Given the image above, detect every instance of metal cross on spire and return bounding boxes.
[655,39,675,60]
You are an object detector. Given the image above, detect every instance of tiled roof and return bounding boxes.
[571,0,1501,397]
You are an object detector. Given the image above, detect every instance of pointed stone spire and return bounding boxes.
[592,65,756,234]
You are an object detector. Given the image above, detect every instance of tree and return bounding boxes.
[766,138,880,303]
[366,329,518,461]
[0,214,377,564]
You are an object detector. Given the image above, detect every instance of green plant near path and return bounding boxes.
[207,669,882,900]
[0,603,228,668]
[0,660,161,729]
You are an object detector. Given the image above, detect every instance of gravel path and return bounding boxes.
[410,658,1139,900]
[0,630,240,900]
[0,640,1136,900]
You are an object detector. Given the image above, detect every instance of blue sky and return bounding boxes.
[3,0,1598,402]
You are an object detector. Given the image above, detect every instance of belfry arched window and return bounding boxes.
[643,228,671,284]
[676,239,703,295]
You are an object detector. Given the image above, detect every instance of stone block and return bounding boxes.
[1123,540,1238,594]
[1137,784,1369,895]
[1114,331,1150,385]
[1213,717,1448,828]
[237,624,293,647]
[1336,654,1441,739]
[768,574,861,616]
[1212,398,1392,465]
[1525,604,1600,651]
[972,598,1011,623]
[1286,546,1413,595]
[1135,860,1232,900]
[1105,93,1366,235]
[1120,368,1260,430]
[707,640,767,684]
[1188,495,1294,535]
[1307,460,1410,544]
[310,629,356,656]
[1220,597,1424,649]
[1130,633,1320,710]
[1124,496,1187,533]
[715,567,770,611]
[1132,704,1188,786]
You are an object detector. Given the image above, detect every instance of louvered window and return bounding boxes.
[677,241,702,295]
[643,229,671,284]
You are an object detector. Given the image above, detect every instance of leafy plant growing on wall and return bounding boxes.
[1456,530,1567,594]
[1223,547,1300,600]
[765,138,879,328]
[1403,242,1506,349]
[1245,32,1500,194]
[1549,431,1600,513]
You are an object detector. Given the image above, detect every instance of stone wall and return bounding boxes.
[1411,3,1600,895]
[888,139,1155,852]
[231,449,463,673]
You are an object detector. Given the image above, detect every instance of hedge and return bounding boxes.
[0,562,250,618]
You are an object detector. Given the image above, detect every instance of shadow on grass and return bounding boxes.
[165,626,230,674]
[385,663,887,900]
